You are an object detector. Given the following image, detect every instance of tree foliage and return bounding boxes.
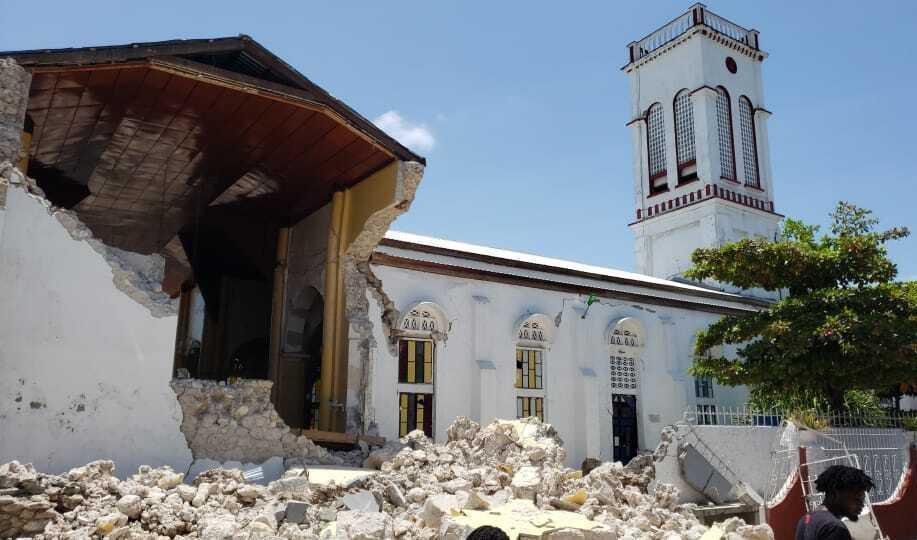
[687,202,916,411]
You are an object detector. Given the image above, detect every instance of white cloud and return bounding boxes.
[373,110,435,153]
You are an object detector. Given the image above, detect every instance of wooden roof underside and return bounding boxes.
[8,37,423,255]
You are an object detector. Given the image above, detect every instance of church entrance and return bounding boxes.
[612,394,639,464]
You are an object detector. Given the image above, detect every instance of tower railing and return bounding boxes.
[628,4,760,64]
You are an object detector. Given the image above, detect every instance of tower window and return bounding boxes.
[674,90,696,183]
[646,103,667,194]
[715,87,737,181]
[739,96,760,189]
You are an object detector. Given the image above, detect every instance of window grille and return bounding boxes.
[398,339,434,384]
[695,376,714,399]
[674,90,696,174]
[399,392,433,437]
[646,103,667,192]
[609,355,639,392]
[739,96,760,188]
[516,396,544,421]
[515,348,544,390]
[715,87,736,181]
[697,404,718,425]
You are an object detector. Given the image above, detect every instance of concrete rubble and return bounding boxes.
[0,417,773,539]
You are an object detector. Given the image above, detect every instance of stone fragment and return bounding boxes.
[336,510,392,539]
[511,466,541,501]
[342,490,380,513]
[95,512,128,535]
[285,500,309,524]
[385,484,407,508]
[176,484,196,502]
[116,494,142,519]
[420,493,460,528]
[406,487,427,503]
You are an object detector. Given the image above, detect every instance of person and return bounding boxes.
[795,465,875,540]
[467,525,510,540]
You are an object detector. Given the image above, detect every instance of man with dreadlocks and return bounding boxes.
[796,465,875,540]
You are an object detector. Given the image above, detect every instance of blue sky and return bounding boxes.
[3,1,915,279]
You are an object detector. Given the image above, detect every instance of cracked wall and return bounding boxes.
[0,164,191,477]
[342,160,424,433]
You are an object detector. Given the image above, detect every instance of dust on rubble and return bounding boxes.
[0,417,773,539]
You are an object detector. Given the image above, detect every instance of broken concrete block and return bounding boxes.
[285,500,309,524]
[511,466,541,501]
[407,487,427,503]
[342,490,380,513]
[336,510,392,539]
[94,513,127,535]
[421,494,460,528]
[115,494,141,519]
[385,484,407,508]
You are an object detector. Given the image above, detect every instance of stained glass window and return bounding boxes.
[515,348,544,390]
[398,339,434,384]
[399,393,433,437]
[516,396,544,421]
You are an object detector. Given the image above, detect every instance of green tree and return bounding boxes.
[687,202,917,412]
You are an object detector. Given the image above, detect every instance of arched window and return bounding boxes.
[607,318,643,394]
[396,302,448,438]
[607,318,644,463]
[715,87,737,181]
[738,96,760,188]
[646,103,668,195]
[515,314,553,421]
[673,90,697,183]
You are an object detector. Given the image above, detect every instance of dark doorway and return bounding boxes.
[612,394,639,464]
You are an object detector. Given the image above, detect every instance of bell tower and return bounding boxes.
[625,4,781,287]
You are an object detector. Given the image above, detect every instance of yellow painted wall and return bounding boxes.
[320,160,401,431]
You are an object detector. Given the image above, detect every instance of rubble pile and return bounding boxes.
[0,417,773,539]
[171,379,342,465]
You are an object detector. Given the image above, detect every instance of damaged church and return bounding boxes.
[1,5,781,475]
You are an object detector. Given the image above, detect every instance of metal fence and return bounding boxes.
[684,405,917,429]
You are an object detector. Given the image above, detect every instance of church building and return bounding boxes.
[365,3,782,466]
[0,4,784,474]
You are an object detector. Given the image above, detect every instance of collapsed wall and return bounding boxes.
[171,379,341,466]
[0,163,191,477]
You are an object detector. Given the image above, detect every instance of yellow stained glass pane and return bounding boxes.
[423,341,433,384]
[416,396,424,430]
[407,341,416,383]
[528,351,535,389]
[515,349,523,388]
[399,394,409,436]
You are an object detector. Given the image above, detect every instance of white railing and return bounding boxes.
[633,11,695,60]
[628,5,761,64]
[702,11,751,45]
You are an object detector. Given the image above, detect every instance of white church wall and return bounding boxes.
[367,263,750,467]
[0,186,192,477]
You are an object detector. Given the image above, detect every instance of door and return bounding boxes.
[612,394,639,464]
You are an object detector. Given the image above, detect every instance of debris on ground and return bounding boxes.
[0,417,773,539]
